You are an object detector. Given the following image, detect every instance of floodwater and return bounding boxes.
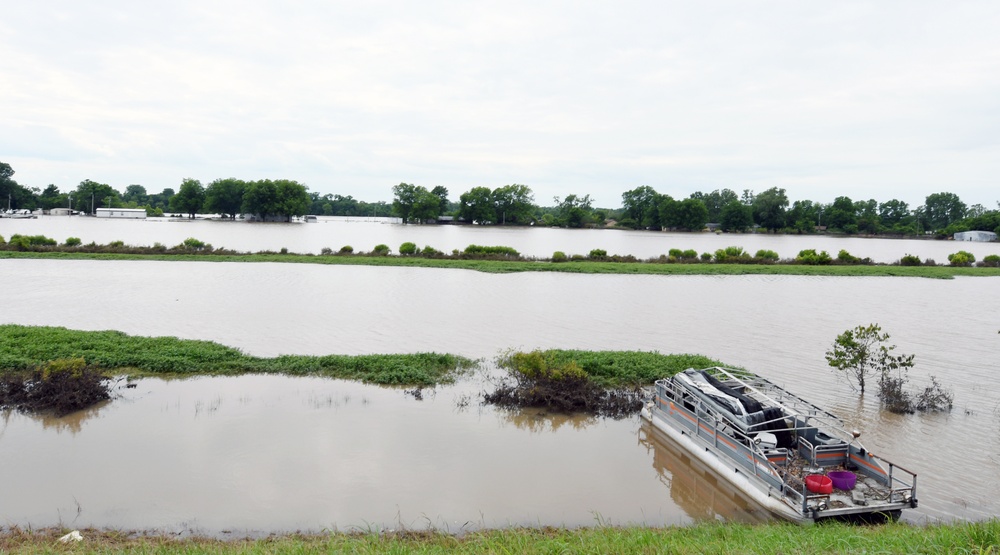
[1,219,1000,533]
[2,214,999,263]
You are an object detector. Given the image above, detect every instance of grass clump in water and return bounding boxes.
[0,358,111,416]
[0,325,473,386]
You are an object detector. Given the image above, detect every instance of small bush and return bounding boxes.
[914,376,954,412]
[399,242,418,255]
[8,234,57,250]
[681,249,698,260]
[668,248,683,259]
[339,245,354,254]
[0,234,4,245]
[108,240,125,248]
[372,244,390,255]
[588,249,607,259]
[421,245,441,256]
[552,251,568,262]
[463,245,520,257]
[320,247,333,255]
[714,246,748,262]
[700,252,712,262]
[899,254,922,266]
[279,247,288,254]
[981,254,1000,267]
[948,251,976,266]
[796,249,832,265]
[178,237,210,251]
[64,237,82,247]
[754,249,779,261]
[837,249,860,264]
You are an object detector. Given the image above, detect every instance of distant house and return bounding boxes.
[954,230,997,242]
[96,208,147,219]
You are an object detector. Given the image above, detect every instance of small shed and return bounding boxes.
[96,208,147,219]
[954,230,997,242]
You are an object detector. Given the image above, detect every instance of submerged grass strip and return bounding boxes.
[0,327,720,388]
[3,250,999,278]
[2,520,998,554]
[0,325,472,386]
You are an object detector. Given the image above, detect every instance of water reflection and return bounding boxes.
[495,407,600,433]
[638,422,773,524]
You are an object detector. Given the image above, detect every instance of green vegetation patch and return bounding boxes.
[522,349,726,387]
[0,325,473,386]
[2,520,998,554]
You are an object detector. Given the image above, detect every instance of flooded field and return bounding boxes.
[1,254,999,532]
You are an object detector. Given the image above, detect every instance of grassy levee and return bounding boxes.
[2,520,998,553]
[2,249,999,278]
[0,325,472,385]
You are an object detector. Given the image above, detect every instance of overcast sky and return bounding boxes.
[3,1,999,209]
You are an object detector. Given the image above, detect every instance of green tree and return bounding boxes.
[691,189,738,223]
[719,200,753,232]
[825,324,914,395]
[621,185,661,229]
[554,194,594,228]
[273,179,310,221]
[122,185,148,205]
[392,183,422,223]
[203,178,246,220]
[411,187,443,222]
[673,198,709,231]
[242,179,278,220]
[878,199,912,231]
[854,199,881,234]
[458,186,496,224]
[922,192,967,230]
[430,186,450,215]
[492,184,535,224]
[73,179,120,215]
[751,187,788,232]
[170,178,206,219]
[825,196,857,232]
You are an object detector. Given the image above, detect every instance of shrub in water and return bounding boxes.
[421,245,441,256]
[899,254,922,266]
[339,245,354,254]
[981,254,1000,267]
[372,244,390,255]
[714,246,747,262]
[320,247,333,255]
[64,237,82,247]
[668,248,683,259]
[108,240,125,248]
[837,249,860,264]
[681,249,698,260]
[399,242,417,255]
[754,249,779,261]
[589,248,607,259]
[947,251,975,266]
[463,244,520,257]
[700,252,712,262]
[552,251,568,262]
[796,249,832,265]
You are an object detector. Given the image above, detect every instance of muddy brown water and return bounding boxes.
[1,257,999,533]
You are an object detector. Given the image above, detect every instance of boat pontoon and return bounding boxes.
[640,367,918,522]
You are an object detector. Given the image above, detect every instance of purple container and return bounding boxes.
[828,470,857,490]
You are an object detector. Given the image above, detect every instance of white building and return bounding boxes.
[954,230,997,242]
[96,208,147,219]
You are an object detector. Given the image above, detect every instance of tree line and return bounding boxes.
[3,160,997,235]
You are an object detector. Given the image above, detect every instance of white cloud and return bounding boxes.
[2,1,999,208]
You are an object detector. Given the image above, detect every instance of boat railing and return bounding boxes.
[876,455,919,506]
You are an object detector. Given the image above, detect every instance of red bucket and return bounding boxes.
[805,474,833,494]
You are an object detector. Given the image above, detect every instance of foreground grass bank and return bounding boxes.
[2,520,998,554]
[0,325,472,386]
[3,249,999,278]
